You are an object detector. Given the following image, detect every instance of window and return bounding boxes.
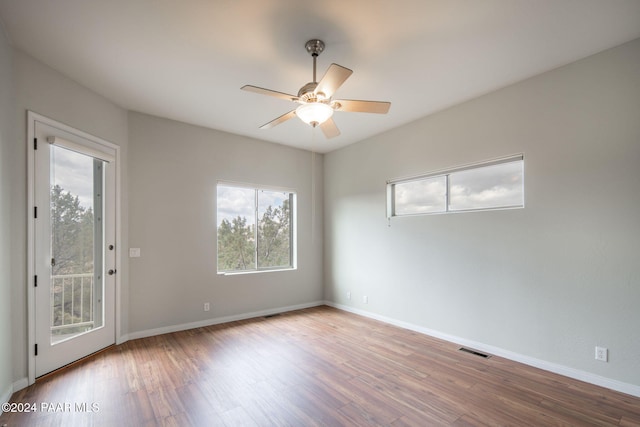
[388,155,523,217]
[394,175,447,215]
[217,183,295,273]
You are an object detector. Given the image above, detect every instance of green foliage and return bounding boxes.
[217,216,256,271]
[217,199,291,271]
[51,184,94,275]
[50,184,95,330]
[257,199,290,268]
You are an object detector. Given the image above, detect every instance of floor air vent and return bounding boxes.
[459,347,491,359]
[264,313,281,319]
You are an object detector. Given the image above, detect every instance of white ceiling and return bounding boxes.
[1,1,639,153]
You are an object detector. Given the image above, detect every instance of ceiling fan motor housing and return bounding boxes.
[298,82,327,102]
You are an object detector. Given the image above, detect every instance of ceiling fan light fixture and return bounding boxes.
[295,102,333,127]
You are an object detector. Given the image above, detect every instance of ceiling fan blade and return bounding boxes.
[319,117,340,139]
[315,64,353,99]
[259,110,297,129]
[333,99,391,114]
[241,85,299,102]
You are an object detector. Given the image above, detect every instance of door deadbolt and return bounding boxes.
[108,269,116,275]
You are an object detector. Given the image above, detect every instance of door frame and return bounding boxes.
[26,111,122,385]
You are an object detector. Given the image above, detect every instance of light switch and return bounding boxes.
[129,248,141,258]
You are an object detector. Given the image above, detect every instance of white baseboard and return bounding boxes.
[116,333,129,345]
[15,301,635,400]
[0,377,28,405]
[127,301,325,341]
[12,377,28,393]
[325,301,640,398]
[7,303,324,398]
[1,382,11,405]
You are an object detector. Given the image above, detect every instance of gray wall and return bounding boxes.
[4,31,638,396]
[0,21,15,402]
[324,39,640,387]
[127,112,324,334]
[5,48,324,387]
[10,50,129,384]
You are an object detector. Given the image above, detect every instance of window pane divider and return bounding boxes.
[254,189,259,270]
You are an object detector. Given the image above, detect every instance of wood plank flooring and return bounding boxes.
[2,306,639,426]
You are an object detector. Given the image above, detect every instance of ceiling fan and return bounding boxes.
[241,39,391,139]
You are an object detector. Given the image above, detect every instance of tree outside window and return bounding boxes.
[217,184,295,273]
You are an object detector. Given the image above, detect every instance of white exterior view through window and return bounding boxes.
[217,183,295,273]
[388,155,524,217]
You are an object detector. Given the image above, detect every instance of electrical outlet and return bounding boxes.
[595,346,608,362]
[204,302,210,312]
[347,291,351,300]
[363,295,368,304]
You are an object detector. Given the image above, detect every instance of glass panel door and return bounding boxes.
[32,114,116,379]
[49,145,104,343]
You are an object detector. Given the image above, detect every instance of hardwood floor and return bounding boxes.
[2,306,639,426]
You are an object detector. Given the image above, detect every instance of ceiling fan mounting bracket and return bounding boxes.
[305,39,325,57]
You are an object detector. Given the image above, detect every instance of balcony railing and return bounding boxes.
[51,273,95,336]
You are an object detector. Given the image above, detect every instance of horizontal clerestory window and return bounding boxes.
[387,155,524,217]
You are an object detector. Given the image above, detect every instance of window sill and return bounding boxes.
[217,267,296,276]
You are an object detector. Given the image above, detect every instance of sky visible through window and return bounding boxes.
[216,186,255,228]
[51,146,95,209]
[449,161,523,211]
[393,159,523,215]
[216,184,293,272]
[217,186,288,226]
[394,176,446,215]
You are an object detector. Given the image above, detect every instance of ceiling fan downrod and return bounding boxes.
[305,39,325,83]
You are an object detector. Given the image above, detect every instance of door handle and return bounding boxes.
[108,269,116,275]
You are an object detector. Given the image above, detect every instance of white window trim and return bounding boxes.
[217,179,296,195]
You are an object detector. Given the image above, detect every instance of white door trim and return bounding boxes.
[26,111,122,385]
